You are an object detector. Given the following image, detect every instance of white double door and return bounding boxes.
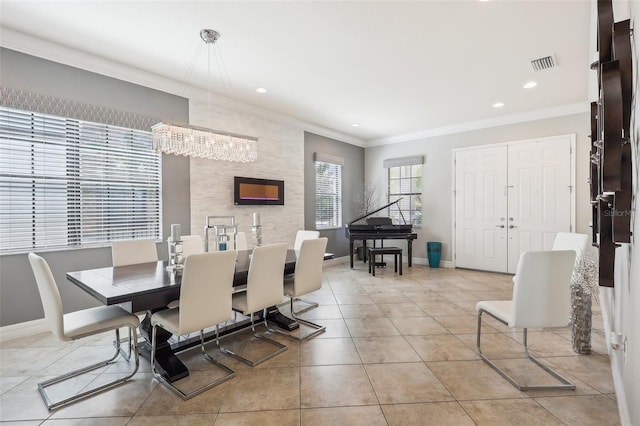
[454,135,574,274]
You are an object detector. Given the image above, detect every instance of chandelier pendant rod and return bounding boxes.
[151,28,258,163]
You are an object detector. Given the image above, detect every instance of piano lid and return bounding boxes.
[347,198,403,225]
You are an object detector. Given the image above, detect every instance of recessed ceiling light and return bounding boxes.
[492,102,504,108]
[523,81,538,89]
[256,88,267,93]
[351,123,360,127]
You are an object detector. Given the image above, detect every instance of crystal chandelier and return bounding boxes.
[151,123,258,162]
[152,29,258,162]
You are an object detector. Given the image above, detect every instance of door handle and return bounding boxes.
[496,225,505,228]
[509,225,518,229]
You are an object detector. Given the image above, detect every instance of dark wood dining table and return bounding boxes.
[66,249,300,382]
[66,249,298,313]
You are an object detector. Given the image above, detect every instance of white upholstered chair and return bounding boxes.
[111,239,158,266]
[476,250,577,391]
[277,237,328,341]
[150,250,237,399]
[235,231,248,251]
[111,239,159,347]
[289,229,321,314]
[221,243,289,366]
[28,253,140,410]
[293,230,320,251]
[165,235,205,310]
[552,232,589,255]
[180,234,205,258]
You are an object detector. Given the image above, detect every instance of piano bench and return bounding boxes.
[368,247,402,276]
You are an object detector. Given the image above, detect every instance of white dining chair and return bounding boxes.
[221,243,289,366]
[28,253,140,410]
[552,232,589,255]
[289,229,321,314]
[277,237,328,341]
[150,250,237,399]
[111,239,159,350]
[165,235,205,311]
[476,250,577,391]
[181,234,205,257]
[235,231,248,251]
[111,239,158,267]
[293,230,320,251]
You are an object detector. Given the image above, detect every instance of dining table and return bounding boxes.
[66,249,302,382]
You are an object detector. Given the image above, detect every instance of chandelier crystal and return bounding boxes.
[152,29,258,163]
[152,123,258,162]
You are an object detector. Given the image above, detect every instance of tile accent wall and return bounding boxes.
[189,99,305,248]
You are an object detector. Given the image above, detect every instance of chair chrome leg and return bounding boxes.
[38,326,140,411]
[150,326,236,400]
[277,296,318,315]
[220,310,287,366]
[113,327,133,361]
[273,298,326,341]
[476,309,575,391]
[521,328,576,390]
[292,297,319,314]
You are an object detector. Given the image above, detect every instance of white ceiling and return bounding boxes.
[0,1,592,146]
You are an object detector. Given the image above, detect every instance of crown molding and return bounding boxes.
[1,27,588,149]
[0,27,364,147]
[365,102,590,147]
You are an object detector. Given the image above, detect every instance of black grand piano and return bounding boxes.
[345,199,418,268]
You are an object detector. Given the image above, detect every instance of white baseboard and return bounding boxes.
[609,353,632,426]
[323,255,350,267]
[599,291,632,425]
[411,257,454,268]
[324,255,453,269]
[0,318,48,344]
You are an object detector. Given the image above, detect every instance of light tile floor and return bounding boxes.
[0,262,620,425]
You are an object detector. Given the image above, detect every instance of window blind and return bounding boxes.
[315,161,342,229]
[387,163,422,227]
[0,106,162,254]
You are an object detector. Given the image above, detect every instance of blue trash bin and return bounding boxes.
[427,242,442,268]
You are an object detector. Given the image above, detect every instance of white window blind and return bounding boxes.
[387,164,422,228]
[0,106,162,254]
[315,160,342,229]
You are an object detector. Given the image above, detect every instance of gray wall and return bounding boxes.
[304,132,365,257]
[0,49,190,326]
[365,113,590,263]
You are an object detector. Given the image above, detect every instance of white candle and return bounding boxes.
[170,224,181,241]
[253,212,260,227]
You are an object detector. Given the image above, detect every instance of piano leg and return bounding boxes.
[408,240,413,267]
[349,240,354,268]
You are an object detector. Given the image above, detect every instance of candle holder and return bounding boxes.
[167,239,185,272]
[252,225,262,247]
[252,212,262,247]
[204,215,237,252]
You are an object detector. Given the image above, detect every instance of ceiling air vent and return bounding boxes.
[530,55,557,71]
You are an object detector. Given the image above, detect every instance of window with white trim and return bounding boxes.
[386,160,423,228]
[315,160,342,229]
[0,106,162,254]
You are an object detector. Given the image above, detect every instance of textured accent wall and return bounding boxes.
[189,99,305,248]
